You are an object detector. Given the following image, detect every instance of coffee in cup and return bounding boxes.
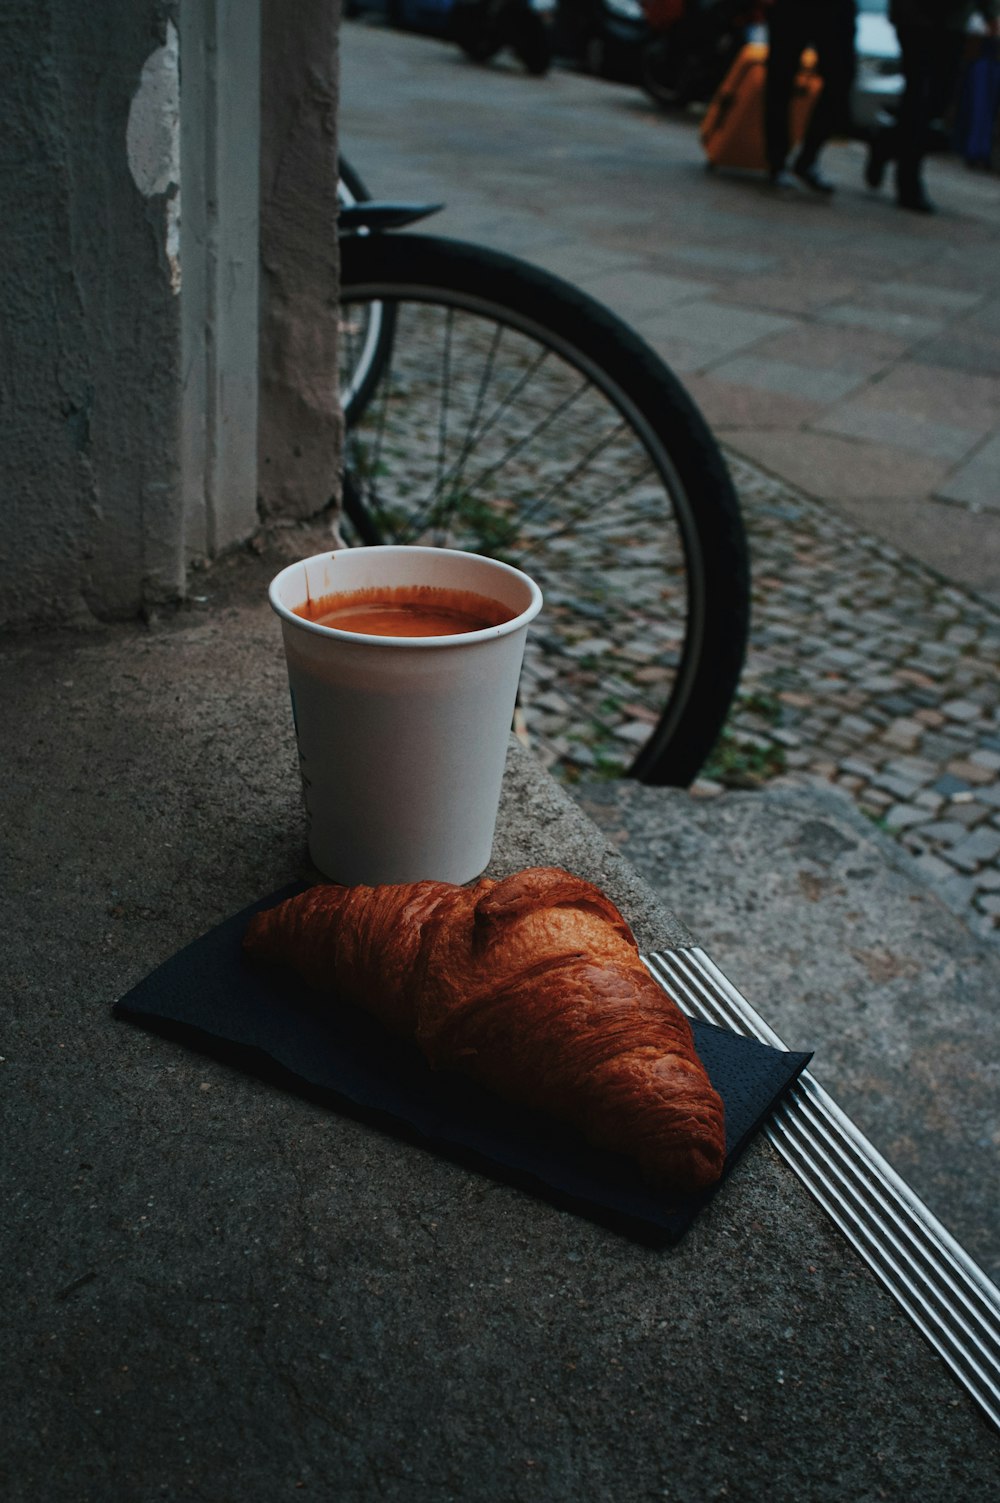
[269,546,543,885]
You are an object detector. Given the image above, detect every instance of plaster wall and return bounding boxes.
[180,0,262,565]
[1,0,340,628]
[257,0,342,524]
[1,0,185,626]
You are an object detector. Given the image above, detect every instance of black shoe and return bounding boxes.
[897,183,935,214]
[793,160,835,195]
[865,137,890,190]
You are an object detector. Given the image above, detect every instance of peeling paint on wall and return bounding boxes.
[126,20,181,293]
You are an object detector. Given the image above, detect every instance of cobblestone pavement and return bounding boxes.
[523,450,1000,944]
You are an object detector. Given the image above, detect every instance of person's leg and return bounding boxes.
[794,4,856,190]
[865,112,897,190]
[765,4,806,178]
[894,23,936,208]
[925,27,967,127]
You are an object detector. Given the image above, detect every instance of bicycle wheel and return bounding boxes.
[337,233,749,787]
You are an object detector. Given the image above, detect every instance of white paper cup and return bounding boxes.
[269,545,543,885]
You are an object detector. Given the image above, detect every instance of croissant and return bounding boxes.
[243,866,726,1193]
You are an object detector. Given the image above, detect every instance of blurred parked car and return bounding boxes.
[345,0,457,37]
[345,0,904,138]
[552,0,651,82]
[452,0,557,74]
[852,0,904,135]
[348,0,639,67]
[637,1,760,109]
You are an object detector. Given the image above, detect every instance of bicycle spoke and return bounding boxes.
[420,317,506,533]
[405,320,558,540]
[353,310,426,544]
[431,305,454,542]
[507,421,656,548]
[462,380,591,493]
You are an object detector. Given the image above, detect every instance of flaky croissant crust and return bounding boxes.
[243,866,725,1193]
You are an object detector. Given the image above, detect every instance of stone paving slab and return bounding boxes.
[972,295,1000,332]
[938,432,1000,509]
[812,403,981,463]
[682,377,824,428]
[642,299,798,354]
[573,267,715,315]
[505,239,641,279]
[717,270,863,314]
[825,225,948,266]
[720,427,949,499]
[873,280,985,313]
[910,326,1000,378]
[821,491,1000,598]
[754,319,910,370]
[658,244,778,275]
[706,354,869,405]
[814,302,946,341]
[859,360,1000,424]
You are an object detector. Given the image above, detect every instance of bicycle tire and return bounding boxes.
[337,233,749,787]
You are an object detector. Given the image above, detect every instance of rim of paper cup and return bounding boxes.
[268,545,543,647]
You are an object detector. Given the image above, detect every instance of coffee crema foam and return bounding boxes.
[294,583,516,637]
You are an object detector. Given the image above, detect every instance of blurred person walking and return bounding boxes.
[866,1,1000,212]
[764,0,858,193]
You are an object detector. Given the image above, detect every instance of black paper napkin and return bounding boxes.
[114,886,812,1244]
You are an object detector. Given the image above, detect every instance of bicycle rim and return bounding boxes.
[338,235,748,786]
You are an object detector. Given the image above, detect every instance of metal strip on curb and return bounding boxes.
[644,946,1000,1435]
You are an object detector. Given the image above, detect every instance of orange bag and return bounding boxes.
[700,42,821,172]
